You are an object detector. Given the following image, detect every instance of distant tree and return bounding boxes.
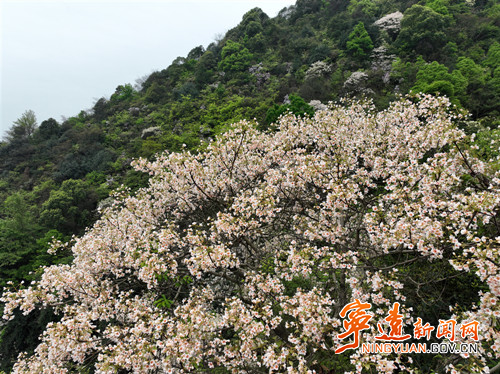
[110,84,135,103]
[425,0,450,15]
[485,42,500,68]
[144,82,168,104]
[293,0,322,18]
[195,51,217,87]
[187,45,205,61]
[308,44,331,64]
[92,98,109,121]
[39,179,97,234]
[241,7,269,26]
[218,40,254,74]
[37,118,60,140]
[2,192,34,233]
[395,5,447,59]
[244,20,263,38]
[0,192,40,290]
[346,22,374,63]
[134,74,149,91]
[347,0,378,19]
[5,110,37,142]
[412,59,467,103]
[173,82,199,101]
[225,7,268,41]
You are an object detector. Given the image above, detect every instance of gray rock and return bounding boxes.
[128,107,141,116]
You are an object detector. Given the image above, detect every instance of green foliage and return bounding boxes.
[0,192,41,290]
[154,295,173,309]
[3,192,35,233]
[32,229,71,272]
[144,81,168,104]
[346,22,374,63]
[36,118,60,140]
[265,94,315,126]
[0,308,58,373]
[491,66,500,96]
[123,170,150,191]
[85,170,107,186]
[456,56,486,86]
[347,0,378,19]
[187,45,205,60]
[412,59,467,103]
[139,139,164,158]
[485,41,500,68]
[39,179,97,234]
[218,40,254,73]
[425,0,450,16]
[110,83,136,102]
[396,5,448,59]
[4,110,37,142]
[195,51,217,86]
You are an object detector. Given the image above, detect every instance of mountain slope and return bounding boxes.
[0,0,499,370]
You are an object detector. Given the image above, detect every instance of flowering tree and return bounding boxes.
[2,96,499,373]
[374,12,403,34]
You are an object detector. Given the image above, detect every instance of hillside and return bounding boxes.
[0,0,499,371]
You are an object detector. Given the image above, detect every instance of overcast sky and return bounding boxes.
[0,0,295,136]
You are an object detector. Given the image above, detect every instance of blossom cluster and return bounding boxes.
[2,95,499,373]
[373,11,403,33]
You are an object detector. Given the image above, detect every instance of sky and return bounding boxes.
[0,0,296,136]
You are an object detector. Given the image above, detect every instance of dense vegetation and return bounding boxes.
[0,0,498,371]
